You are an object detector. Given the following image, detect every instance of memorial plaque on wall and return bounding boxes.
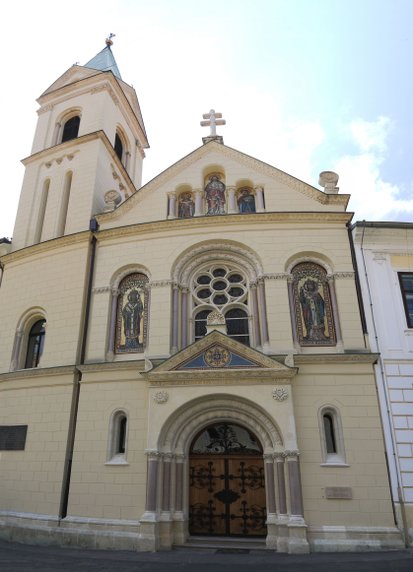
[324,486,352,500]
[0,425,28,450]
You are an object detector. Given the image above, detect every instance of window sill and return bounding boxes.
[105,456,129,466]
[320,462,350,468]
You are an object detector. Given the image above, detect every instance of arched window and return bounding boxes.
[114,133,123,162]
[319,405,346,465]
[191,265,250,345]
[61,116,80,143]
[115,273,149,354]
[25,319,46,368]
[290,262,336,346]
[107,410,129,464]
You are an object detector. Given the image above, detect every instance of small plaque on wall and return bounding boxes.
[0,425,28,450]
[325,486,352,500]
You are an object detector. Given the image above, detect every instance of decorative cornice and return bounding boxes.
[0,365,77,382]
[77,360,147,374]
[1,231,89,265]
[44,151,79,168]
[294,352,379,364]
[92,286,111,294]
[37,103,54,115]
[149,280,173,288]
[147,373,295,385]
[333,272,355,279]
[97,211,353,238]
[98,141,349,221]
[263,273,290,280]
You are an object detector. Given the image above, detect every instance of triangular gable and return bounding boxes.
[39,65,102,98]
[144,331,297,384]
[98,140,349,225]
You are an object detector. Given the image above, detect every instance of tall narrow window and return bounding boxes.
[194,309,211,341]
[57,171,72,237]
[25,319,46,368]
[225,308,249,345]
[399,273,413,328]
[323,413,337,454]
[319,406,346,465]
[107,410,129,464]
[34,179,50,243]
[114,133,123,162]
[61,116,80,142]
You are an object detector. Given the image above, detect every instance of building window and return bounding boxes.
[115,273,149,353]
[399,273,413,328]
[114,133,123,162]
[25,319,46,368]
[319,406,346,465]
[0,426,28,451]
[61,116,80,143]
[107,410,128,464]
[191,265,250,345]
[291,262,336,346]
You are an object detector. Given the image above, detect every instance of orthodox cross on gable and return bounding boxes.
[200,109,226,137]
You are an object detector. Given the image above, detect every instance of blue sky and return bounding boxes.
[1,0,412,238]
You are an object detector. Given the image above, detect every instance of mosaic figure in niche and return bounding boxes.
[299,278,327,342]
[237,188,256,213]
[115,273,149,353]
[205,174,226,215]
[292,262,336,346]
[178,192,195,218]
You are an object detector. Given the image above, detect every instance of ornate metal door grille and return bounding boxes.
[189,423,267,537]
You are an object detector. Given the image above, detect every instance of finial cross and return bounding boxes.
[200,109,226,136]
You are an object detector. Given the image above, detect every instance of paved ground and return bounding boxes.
[0,540,413,572]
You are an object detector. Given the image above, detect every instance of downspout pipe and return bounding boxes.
[59,218,99,520]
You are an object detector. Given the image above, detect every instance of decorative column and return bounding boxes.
[227,186,237,213]
[171,284,179,353]
[180,288,189,348]
[10,328,24,371]
[144,450,160,514]
[172,453,186,545]
[194,189,203,216]
[284,450,309,554]
[161,454,172,513]
[327,275,343,345]
[125,151,131,171]
[254,185,265,212]
[167,192,177,219]
[251,283,262,348]
[285,451,304,517]
[106,287,119,361]
[274,453,287,516]
[257,278,270,350]
[264,453,277,549]
[52,121,61,146]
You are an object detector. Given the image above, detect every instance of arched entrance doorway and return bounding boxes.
[189,422,267,537]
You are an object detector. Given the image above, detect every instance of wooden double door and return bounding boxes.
[189,454,267,537]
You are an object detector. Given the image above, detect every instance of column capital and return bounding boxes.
[145,449,162,459]
[167,191,177,198]
[283,449,300,459]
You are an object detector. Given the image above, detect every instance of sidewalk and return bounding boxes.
[0,539,413,572]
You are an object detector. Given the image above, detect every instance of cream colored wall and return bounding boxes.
[102,152,344,231]
[67,369,148,520]
[0,241,88,372]
[294,362,394,527]
[85,218,363,362]
[0,372,73,515]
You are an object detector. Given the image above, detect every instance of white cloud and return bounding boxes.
[335,117,413,221]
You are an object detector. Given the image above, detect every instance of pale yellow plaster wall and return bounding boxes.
[67,371,148,520]
[294,363,394,527]
[0,373,73,515]
[0,242,88,372]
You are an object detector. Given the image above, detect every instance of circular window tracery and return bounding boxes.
[193,265,247,310]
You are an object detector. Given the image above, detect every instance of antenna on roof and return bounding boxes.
[105,33,116,47]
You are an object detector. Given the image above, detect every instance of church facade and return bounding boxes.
[0,42,404,553]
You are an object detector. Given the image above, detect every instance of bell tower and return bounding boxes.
[12,37,149,251]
